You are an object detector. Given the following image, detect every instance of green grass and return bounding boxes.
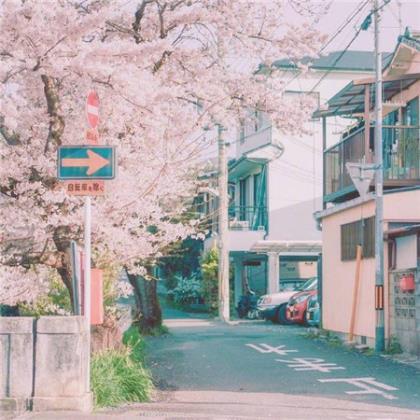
[91,326,153,408]
[385,335,403,355]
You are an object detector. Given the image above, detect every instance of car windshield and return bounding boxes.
[295,277,317,291]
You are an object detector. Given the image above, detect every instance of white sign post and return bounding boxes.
[84,195,91,392]
[84,90,99,393]
[345,162,376,200]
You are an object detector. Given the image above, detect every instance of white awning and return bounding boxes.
[250,240,322,254]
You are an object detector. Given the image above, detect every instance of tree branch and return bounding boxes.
[41,74,65,153]
[133,0,153,44]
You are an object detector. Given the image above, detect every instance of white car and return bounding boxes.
[257,277,318,322]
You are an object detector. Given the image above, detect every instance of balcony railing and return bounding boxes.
[228,206,267,231]
[324,125,420,203]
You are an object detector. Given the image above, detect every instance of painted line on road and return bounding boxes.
[245,343,399,402]
[245,343,298,356]
[276,357,346,373]
[318,377,399,400]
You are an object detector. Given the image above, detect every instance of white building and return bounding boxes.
[204,50,394,304]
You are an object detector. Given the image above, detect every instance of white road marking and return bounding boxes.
[276,357,346,373]
[245,343,298,356]
[318,377,398,400]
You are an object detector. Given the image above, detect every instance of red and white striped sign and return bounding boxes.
[86,91,99,128]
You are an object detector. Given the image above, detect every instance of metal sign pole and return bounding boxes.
[374,0,385,352]
[84,195,91,391]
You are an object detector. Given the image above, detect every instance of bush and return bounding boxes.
[386,335,403,355]
[167,273,202,306]
[91,326,153,408]
[200,248,219,314]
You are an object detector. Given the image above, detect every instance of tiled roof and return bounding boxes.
[273,50,393,72]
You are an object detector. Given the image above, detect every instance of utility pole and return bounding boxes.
[217,124,230,322]
[374,0,385,352]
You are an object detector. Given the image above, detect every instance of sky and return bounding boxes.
[313,0,420,53]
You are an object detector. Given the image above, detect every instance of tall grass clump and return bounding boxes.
[91,326,153,408]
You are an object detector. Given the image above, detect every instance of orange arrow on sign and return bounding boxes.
[62,149,109,175]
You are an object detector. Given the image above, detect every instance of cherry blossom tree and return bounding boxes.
[0,0,326,328]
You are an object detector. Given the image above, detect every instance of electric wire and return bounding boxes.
[282,0,371,89]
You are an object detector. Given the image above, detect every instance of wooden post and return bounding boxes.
[349,245,363,343]
[364,85,371,163]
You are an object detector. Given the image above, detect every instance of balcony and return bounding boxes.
[236,125,283,161]
[204,205,267,252]
[228,206,268,231]
[324,125,420,203]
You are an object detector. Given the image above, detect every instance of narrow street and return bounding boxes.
[138,308,420,419]
[18,307,420,420]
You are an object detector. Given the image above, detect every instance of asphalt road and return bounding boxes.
[20,307,420,419]
[140,306,420,419]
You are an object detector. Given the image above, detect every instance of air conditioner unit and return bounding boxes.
[229,220,250,230]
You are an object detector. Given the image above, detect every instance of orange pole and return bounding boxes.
[349,245,363,343]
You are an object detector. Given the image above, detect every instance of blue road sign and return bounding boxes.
[58,146,115,180]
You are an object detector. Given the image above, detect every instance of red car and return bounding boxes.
[286,289,317,325]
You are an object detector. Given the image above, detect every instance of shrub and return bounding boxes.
[167,273,202,306]
[91,326,153,408]
[200,248,219,314]
[386,335,403,355]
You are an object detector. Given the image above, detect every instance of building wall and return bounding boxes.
[322,188,420,342]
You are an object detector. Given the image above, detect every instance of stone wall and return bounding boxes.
[0,316,92,414]
[0,317,34,412]
[389,269,420,356]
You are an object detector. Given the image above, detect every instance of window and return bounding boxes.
[341,216,375,261]
[254,110,259,132]
[253,173,261,207]
[403,97,419,126]
[239,120,245,144]
[239,177,248,220]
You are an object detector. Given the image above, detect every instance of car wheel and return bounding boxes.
[302,310,308,327]
[276,304,293,325]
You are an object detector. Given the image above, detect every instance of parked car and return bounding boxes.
[285,285,317,325]
[306,293,320,327]
[257,277,317,323]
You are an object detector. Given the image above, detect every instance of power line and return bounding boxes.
[310,27,365,93]
[319,0,371,54]
[282,0,371,89]
[309,0,393,93]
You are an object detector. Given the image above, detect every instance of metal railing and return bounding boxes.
[228,205,267,231]
[324,126,420,201]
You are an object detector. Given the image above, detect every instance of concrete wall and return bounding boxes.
[31,316,91,412]
[321,189,420,346]
[0,316,91,414]
[0,317,34,412]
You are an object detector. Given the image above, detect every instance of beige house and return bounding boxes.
[314,29,420,352]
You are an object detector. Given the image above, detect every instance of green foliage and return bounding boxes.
[167,273,202,306]
[122,325,147,361]
[91,326,153,408]
[18,271,72,317]
[200,247,219,314]
[385,335,403,355]
[95,254,123,316]
[160,238,203,290]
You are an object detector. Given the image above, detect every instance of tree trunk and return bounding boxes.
[127,272,162,334]
[53,226,75,310]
